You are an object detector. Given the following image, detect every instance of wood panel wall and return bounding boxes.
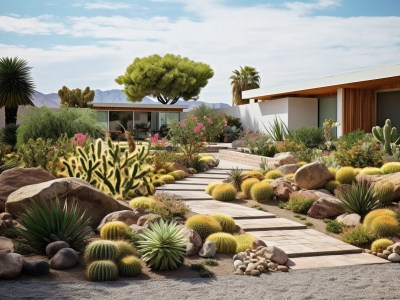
[342,88,376,134]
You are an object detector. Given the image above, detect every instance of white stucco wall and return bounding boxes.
[287,97,318,129]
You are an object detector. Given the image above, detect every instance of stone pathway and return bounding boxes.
[156,160,388,269]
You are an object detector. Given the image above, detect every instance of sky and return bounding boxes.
[1,0,400,104]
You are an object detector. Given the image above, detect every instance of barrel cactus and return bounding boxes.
[129,196,157,210]
[335,167,356,184]
[206,232,238,254]
[325,180,341,193]
[84,240,118,262]
[87,260,118,282]
[360,167,383,176]
[373,181,395,205]
[205,182,222,195]
[250,181,273,203]
[117,255,142,277]
[185,215,222,240]
[160,174,175,183]
[241,178,260,198]
[363,209,396,230]
[370,216,399,238]
[211,183,237,202]
[234,233,256,252]
[381,162,400,174]
[211,213,236,233]
[264,170,283,180]
[100,221,130,241]
[371,238,394,253]
[115,240,140,259]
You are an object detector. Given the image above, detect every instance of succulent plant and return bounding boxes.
[360,167,383,176]
[335,167,356,184]
[87,260,118,282]
[373,181,395,205]
[138,220,186,271]
[241,178,260,199]
[185,215,222,240]
[372,119,400,155]
[337,183,380,217]
[84,240,118,262]
[206,232,238,254]
[250,181,273,203]
[199,156,215,164]
[169,170,186,180]
[370,216,400,238]
[205,182,222,195]
[370,238,394,253]
[117,255,142,277]
[226,167,245,191]
[129,196,157,210]
[234,233,256,252]
[328,167,337,178]
[160,174,175,184]
[100,221,130,241]
[363,208,396,230]
[211,213,236,233]
[158,168,167,174]
[325,180,341,193]
[242,170,264,180]
[381,162,400,174]
[115,240,140,259]
[212,183,237,202]
[264,170,283,180]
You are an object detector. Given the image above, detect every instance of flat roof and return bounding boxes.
[242,63,400,100]
[91,102,188,110]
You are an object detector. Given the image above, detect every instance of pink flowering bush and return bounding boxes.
[148,133,168,150]
[72,133,90,147]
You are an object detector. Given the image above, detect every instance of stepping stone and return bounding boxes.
[250,229,362,258]
[202,170,230,175]
[156,185,206,191]
[287,253,389,270]
[172,180,209,186]
[235,218,307,231]
[185,200,275,219]
[175,178,216,185]
[156,191,212,200]
[192,173,228,179]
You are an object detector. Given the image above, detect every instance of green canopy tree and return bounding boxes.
[0,57,35,125]
[58,86,95,108]
[230,66,260,106]
[115,54,214,105]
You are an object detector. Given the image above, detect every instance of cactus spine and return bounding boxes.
[372,119,400,155]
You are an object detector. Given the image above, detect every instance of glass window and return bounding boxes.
[96,111,108,130]
[109,111,134,132]
[159,112,179,126]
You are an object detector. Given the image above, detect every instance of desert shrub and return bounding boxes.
[264,116,289,142]
[338,130,366,145]
[226,167,245,191]
[86,260,118,282]
[149,151,179,172]
[190,263,215,278]
[342,226,373,246]
[234,233,256,252]
[335,167,356,184]
[129,196,157,210]
[373,181,395,205]
[117,255,142,277]
[100,221,130,241]
[325,180,341,193]
[363,208,396,230]
[16,107,103,147]
[138,220,186,271]
[206,232,237,254]
[150,194,189,220]
[242,132,276,157]
[337,183,380,217]
[250,181,273,203]
[325,220,345,234]
[16,199,92,253]
[371,238,393,253]
[264,170,283,180]
[369,216,400,238]
[286,194,316,214]
[212,183,237,202]
[241,178,260,198]
[185,215,222,240]
[211,213,236,233]
[360,167,383,175]
[276,140,305,153]
[201,259,219,266]
[205,182,222,195]
[381,162,400,174]
[288,126,325,149]
[84,240,118,262]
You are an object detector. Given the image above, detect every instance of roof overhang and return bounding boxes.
[91,102,188,112]
[242,63,400,100]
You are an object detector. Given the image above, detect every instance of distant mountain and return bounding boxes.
[32,89,231,110]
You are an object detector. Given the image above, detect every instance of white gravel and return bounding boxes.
[1,264,399,300]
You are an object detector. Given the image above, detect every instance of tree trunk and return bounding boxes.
[5,106,18,125]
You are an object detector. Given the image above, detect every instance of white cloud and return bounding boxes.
[0,0,399,103]
[73,1,131,10]
[0,15,66,35]
[284,0,341,14]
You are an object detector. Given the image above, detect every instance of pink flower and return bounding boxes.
[72,133,89,147]
[179,121,185,128]
[201,136,207,141]
[191,115,198,121]
[208,118,213,125]
[160,137,167,147]
[223,119,228,126]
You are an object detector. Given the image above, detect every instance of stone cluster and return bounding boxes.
[366,242,400,262]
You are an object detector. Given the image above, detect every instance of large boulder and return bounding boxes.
[97,209,146,231]
[307,191,345,219]
[271,178,294,201]
[199,241,216,258]
[0,168,55,212]
[5,177,131,228]
[357,173,400,200]
[264,246,288,265]
[0,251,24,279]
[294,162,332,190]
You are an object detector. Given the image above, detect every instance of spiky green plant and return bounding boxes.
[241,178,260,198]
[250,181,273,203]
[212,183,237,202]
[206,232,238,254]
[234,233,256,252]
[16,199,92,253]
[84,240,118,262]
[373,181,395,205]
[87,260,118,282]
[370,216,400,238]
[335,167,356,184]
[138,220,186,271]
[226,167,245,191]
[363,208,396,230]
[129,196,157,209]
[337,183,380,217]
[371,238,393,253]
[211,213,236,233]
[381,162,400,174]
[185,215,222,240]
[190,263,215,278]
[115,240,140,259]
[117,255,142,277]
[205,182,222,195]
[264,170,283,180]
[263,115,289,142]
[100,221,130,241]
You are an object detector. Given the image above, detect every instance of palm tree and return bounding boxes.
[230,66,260,106]
[0,57,35,125]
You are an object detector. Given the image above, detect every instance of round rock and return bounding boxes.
[49,248,79,270]
[388,253,400,263]
[199,241,216,258]
[46,241,70,259]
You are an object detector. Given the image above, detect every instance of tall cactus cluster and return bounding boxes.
[61,138,151,199]
[372,119,400,155]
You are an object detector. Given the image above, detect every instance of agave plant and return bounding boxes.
[16,199,92,253]
[137,220,186,271]
[337,183,381,217]
[226,167,245,191]
[263,116,289,142]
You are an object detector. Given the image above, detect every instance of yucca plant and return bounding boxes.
[337,183,381,217]
[16,199,92,253]
[226,167,245,191]
[263,116,289,141]
[138,220,186,271]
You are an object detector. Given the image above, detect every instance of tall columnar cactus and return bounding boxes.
[62,138,151,199]
[372,119,400,155]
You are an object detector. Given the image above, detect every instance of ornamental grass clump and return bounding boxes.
[250,181,273,203]
[16,199,92,253]
[211,183,237,202]
[185,215,222,240]
[206,232,237,254]
[342,226,372,247]
[241,178,260,198]
[226,167,245,191]
[211,213,236,233]
[138,220,186,271]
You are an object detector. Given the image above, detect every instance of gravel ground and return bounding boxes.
[1,264,399,300]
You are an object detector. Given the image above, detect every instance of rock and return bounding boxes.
[234,260,245,269]
[308,192,345,219]
[256,264,265,273]
[0,251,24,279]
[234,269,244,275]
[233,252,246,262]
[376,253,388,260]
[5,177,130,228]
[274,152,298,165]
[271,178,294,201]
[336,213,361,227]
[0,212,12,220]
[199,241,216,258]
[22,259,50,276]
[388,253,400,263]
[45,241,70,259]
[264,246,288,265]
[129,224,144,234]
[172,163,191,177]
[49,248,79,270]
[0,168,55,212]
[97,209,146,230]
[267,262,278,270]
[245,263,255,271]
[276,164,300,175]
[187,168,197,174]
[364,249,372,254]
[249,270,260,276]
[294,162,332,190]
[277,265,289,272]
[178,225,203,256]
[383,250,392,256]
[252,239,267,250]
[232,140,245,148]
[0,237,14,253]
[137,214,162,227]
[392,243,400,255]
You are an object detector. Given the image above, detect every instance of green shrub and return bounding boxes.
[369,216,400,238]
[288,126,325,149]
[334,139,384,168]
[373,181,395,205]
[16,107,103,147]
[338,130,366,146]
[117,255,142,277]
[335,167,356,184]
[205,182,222,195]
[234,233,256,252]
[242,132,276,157]
[185,215,222,240]
[100,221,130,241]
[381,162,400,174]
[241,178,260,198]
[84,240,118,262]
[371,238,393,253]
[190,263,215,278]
[129,196,156,210]
[342,226,372,246]
[211,183,237,202]
[363,208,396,230]
[150,194,189,220]
[250,181,273,203]
[16,199,91,253]
[325,180,341,193]
[201,259,219,266]
[286,194,317,214]
[206,232,237,254]
[264,170,283,180]
[325,220,345,234]
[138,220,186,271]
[211,213,236,233]
[87,260,118,282]
[336,183,380,217]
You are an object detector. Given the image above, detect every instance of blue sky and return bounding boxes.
[1,0,400,103]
